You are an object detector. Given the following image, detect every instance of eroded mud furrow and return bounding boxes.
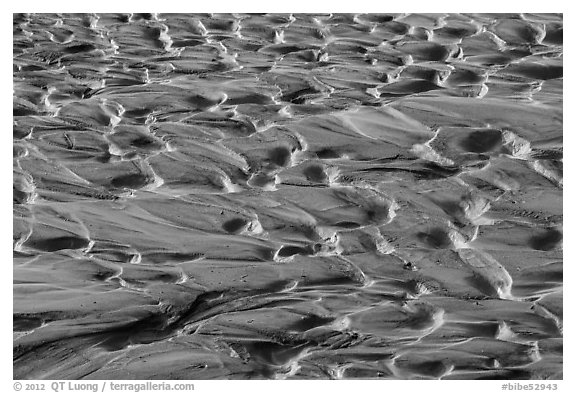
[13,13,562,380]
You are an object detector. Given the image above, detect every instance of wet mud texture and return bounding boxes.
[13,13,562,380]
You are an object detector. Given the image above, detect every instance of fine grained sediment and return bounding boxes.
[13,13,562,380]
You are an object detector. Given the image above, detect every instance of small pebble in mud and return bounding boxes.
[404,261,418,271]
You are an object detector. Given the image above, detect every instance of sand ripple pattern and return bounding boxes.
[13,13,562,380]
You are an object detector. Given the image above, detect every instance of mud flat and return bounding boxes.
[13,13,562,379]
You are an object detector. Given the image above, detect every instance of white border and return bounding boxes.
[3,3,570,391]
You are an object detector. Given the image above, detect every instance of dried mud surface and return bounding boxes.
[13,13,562,379]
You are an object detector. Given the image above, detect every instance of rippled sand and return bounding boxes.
[13,13,562,380]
